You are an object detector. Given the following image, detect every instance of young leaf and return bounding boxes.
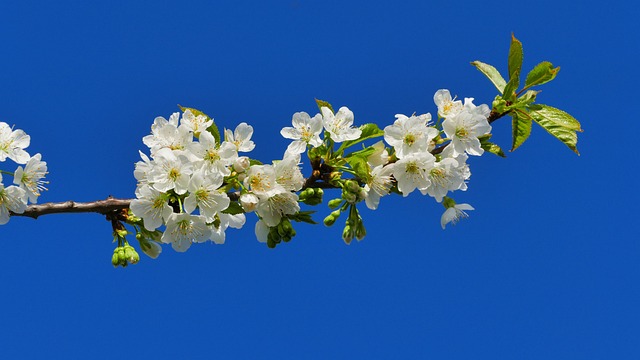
[511,109,532,151]
[525,61,560,88]
[508,33,524,80]
[222,201,245,215]
[345,153,372,183]
[178,105,221,144]
[479,134,506,157]
[530,105,582,154]
[471,61,507,94]
[315,98,334,114]
[530,105,582,131]
[288,211,318,224]
[502,72,520,102]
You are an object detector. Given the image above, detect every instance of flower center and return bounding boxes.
[403,133,416,146]
[455,127,469,138]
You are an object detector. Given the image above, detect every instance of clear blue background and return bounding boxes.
[1,1,637,359]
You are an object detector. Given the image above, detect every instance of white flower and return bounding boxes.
[190,131,237,176]
[463,97,491,118]
[392,152,435,196]
[225,122,256,152]
[180,110,213,136]
[255,219,270,243]
[233,156,251,173]
[130,185,173,231]
[13,153,48,203]
[274,153,304,191]
[240,193,259,212]
[367,141,390,168]
[441,145,471,191]
[442,110,491,156]
[142,119,192,155]
[441,203,474,229]
[184,171,230,222]
[134,151,154,189]
[161,213,212,252]
[383,113,438,158]
[434,89,463,118]
[244,165,284,197]
[0,122,30,164]
[363,164,394,210]
[280,111,323,154]
[321,106,362,142]
[256,192,300,227]
[422,158,464,202]
[0,181,27,225]
[209,213,246,244]
[148,148,193,194]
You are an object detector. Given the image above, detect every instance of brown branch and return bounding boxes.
[11,178,341,220]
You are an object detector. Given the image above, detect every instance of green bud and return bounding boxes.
[314,188,324,197]
[345,180,360,194]
[267,237,276,248]
[111,251,120,267]
[268,229,280,246]
[323,213,337,227]
[342,225,353,244]
[328,198,343,209]
[329,172,342,186]
[442,196,456,209]
[116,229,128,238]
[355,221,367,241]
[342,192,357,204]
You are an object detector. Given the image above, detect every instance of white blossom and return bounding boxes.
[321,106,361,142]
[0,122,30,164]
[441,203,474,229]
[190,131,237,176]
[256,192,300,227]
[180,109,213,136]
[383,113,438,158]
[13,153,48,203]
[422,158,464,202]
[183,171,230,222]
[392,152,435,196]
[363,164,394,210]
[442,110,491,156]
[0,179,27,225]
[240,193,259,212]
[244,164,284,197]
[434,89,463,118]
[130,185,173,231]
[274,153,304,191]
[148,148,193,194]
[161,213,211,252]
[225,122,256,152]
[280,111,323,154]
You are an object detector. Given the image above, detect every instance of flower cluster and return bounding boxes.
[0,121,48,224]
[130,110,251,252]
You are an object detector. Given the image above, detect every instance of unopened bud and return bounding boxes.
[240,193,259,213]
[342,225,353,244]
[328,198,343,209]
[233,156,251,173]
[355,221,367,241]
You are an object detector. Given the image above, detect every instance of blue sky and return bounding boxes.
[0,1,638,359]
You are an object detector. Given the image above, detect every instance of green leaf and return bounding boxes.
[337,123,385,153]
[508,33,524,80]
[222,201,244,215]
[178,105,221,144]
[288,211,317,224]
[530,105,582,154]
[511,109,532,151]
[315,98,334,113]
[471,61,507,94]
[530,104,582,131]
[525,61,560,88]
[479,134,506,157]
[502,71,520,102]
[345,154,371,183]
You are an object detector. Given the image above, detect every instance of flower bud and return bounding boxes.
[111,250,120,267]
[233,156,251,173]
[355,221,367,241]
[342,225,353,244]
[240,193,259,213]
[328,198,343,209]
